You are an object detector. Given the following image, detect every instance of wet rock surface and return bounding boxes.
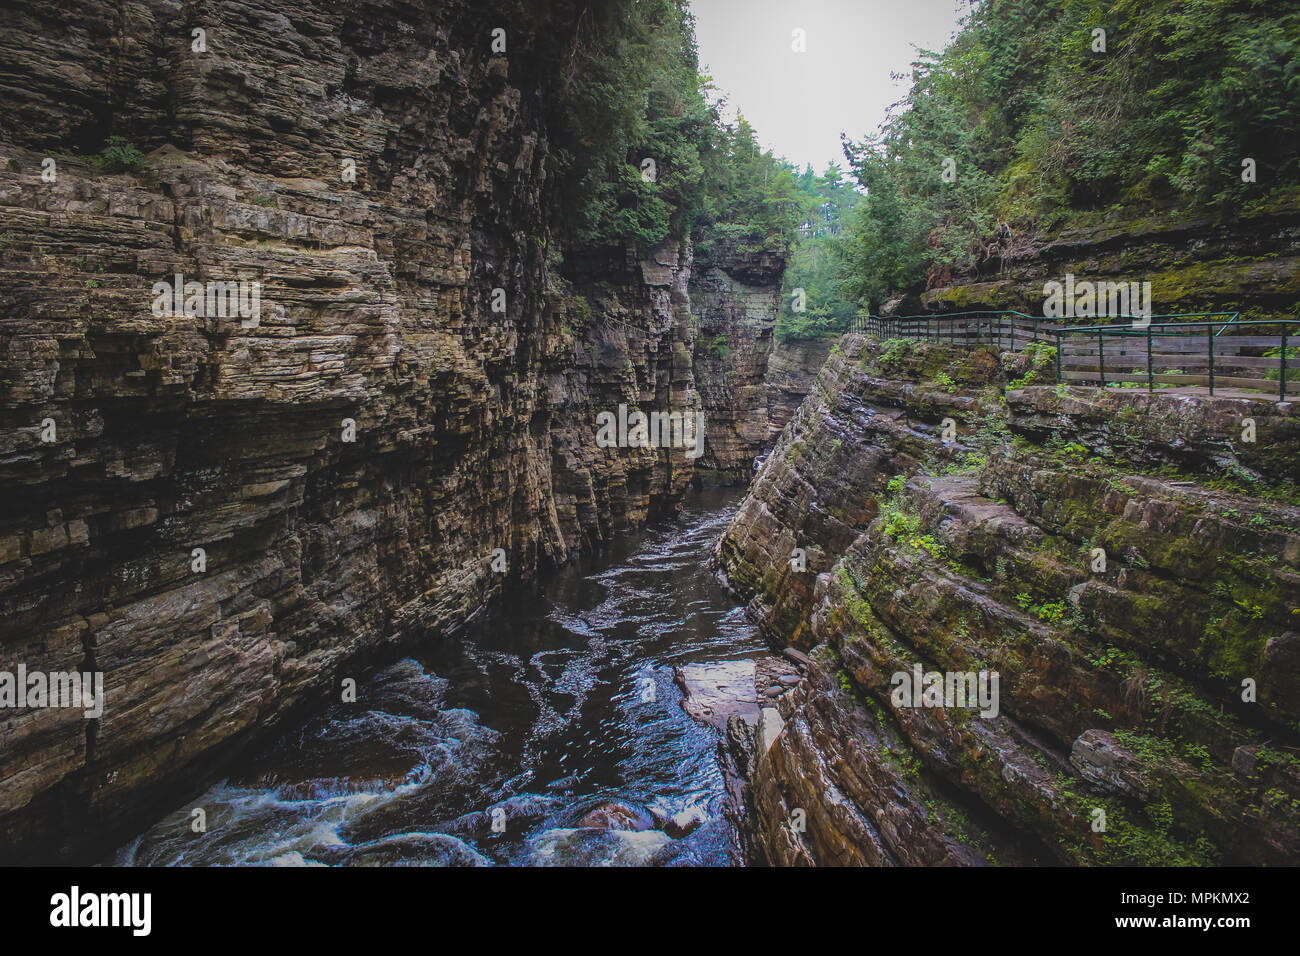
[675,660,761,731]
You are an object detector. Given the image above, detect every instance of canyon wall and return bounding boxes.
[719,333,1300,865]
[763,336,836,443]
[897,204,1300,320]
[689,244,786,480]
[0,0,720,862]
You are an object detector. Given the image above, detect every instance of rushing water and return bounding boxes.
[114,487,764,866]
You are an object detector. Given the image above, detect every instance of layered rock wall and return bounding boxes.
[0,0,707,861]
[689,246,785,478]
[899,206,1300,319]
[719,333,1300,865]
[763,336,835,443]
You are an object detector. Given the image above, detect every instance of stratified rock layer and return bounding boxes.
[719,333,1300,866]
[690,246,786,478]
[0,0,712,862]
[764,336,835,443]
[901,206,1300,320]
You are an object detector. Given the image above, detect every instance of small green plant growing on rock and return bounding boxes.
[1090,646,1124,670]
[91,136,143,173]
[1008,342,1057,389]
[881,505,922,540]
[879,338,912,370]
[1035,601,1067,624]
[908,533,948,560]
[1015,592,1068,625]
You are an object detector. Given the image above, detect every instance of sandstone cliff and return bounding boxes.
[764,336,835,444]
[898,204,1300,321]
[719,334,1300,865]
[689,244,786,479]
[0,0,730,862]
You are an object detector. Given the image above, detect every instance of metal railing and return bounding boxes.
[855,310,1051,351]
[852,310,1296,400]
[1053,318,1296,400]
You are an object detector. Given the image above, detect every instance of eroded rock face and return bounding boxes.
[690,246,786,479]
[0,0,713,862]
[674,660,760,732]
[719,334,1300,866]
[906,207,1300,317]
[765,337,836,442]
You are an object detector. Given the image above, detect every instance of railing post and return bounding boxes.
[1147,326,1154,393]
[1207,323,1215,396]
[1009,312,1015,352]
[1097,327,1105,387]
[1055,330,1062,384]
[1032,315,1038,344]
[1282,327,1289,402]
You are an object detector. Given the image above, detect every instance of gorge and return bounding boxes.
[1,0,1298,870]
[0,0,810,863]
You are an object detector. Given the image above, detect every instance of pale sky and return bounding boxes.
[689,0,973,173]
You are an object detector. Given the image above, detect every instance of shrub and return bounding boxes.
[91,136,143,173]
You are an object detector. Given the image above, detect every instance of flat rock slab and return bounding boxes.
[760,707,785,754]
[675,660,761,731]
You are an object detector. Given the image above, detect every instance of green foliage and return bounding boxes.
[558,2,801,257]
[91,136,143,173]
[1017,592,1070,625]
[776,163,864,342]
[1007,342,1058,388]
[705,333,733,360]
[838,0,1300,308]
[881,505,922,540]
[556,0,698,247]
[878,337,914,370]
[695,116,804,263]
[1036,601,1067,624]
[1263,345,1300,380]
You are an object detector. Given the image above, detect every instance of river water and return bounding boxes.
[113,487,764,866]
